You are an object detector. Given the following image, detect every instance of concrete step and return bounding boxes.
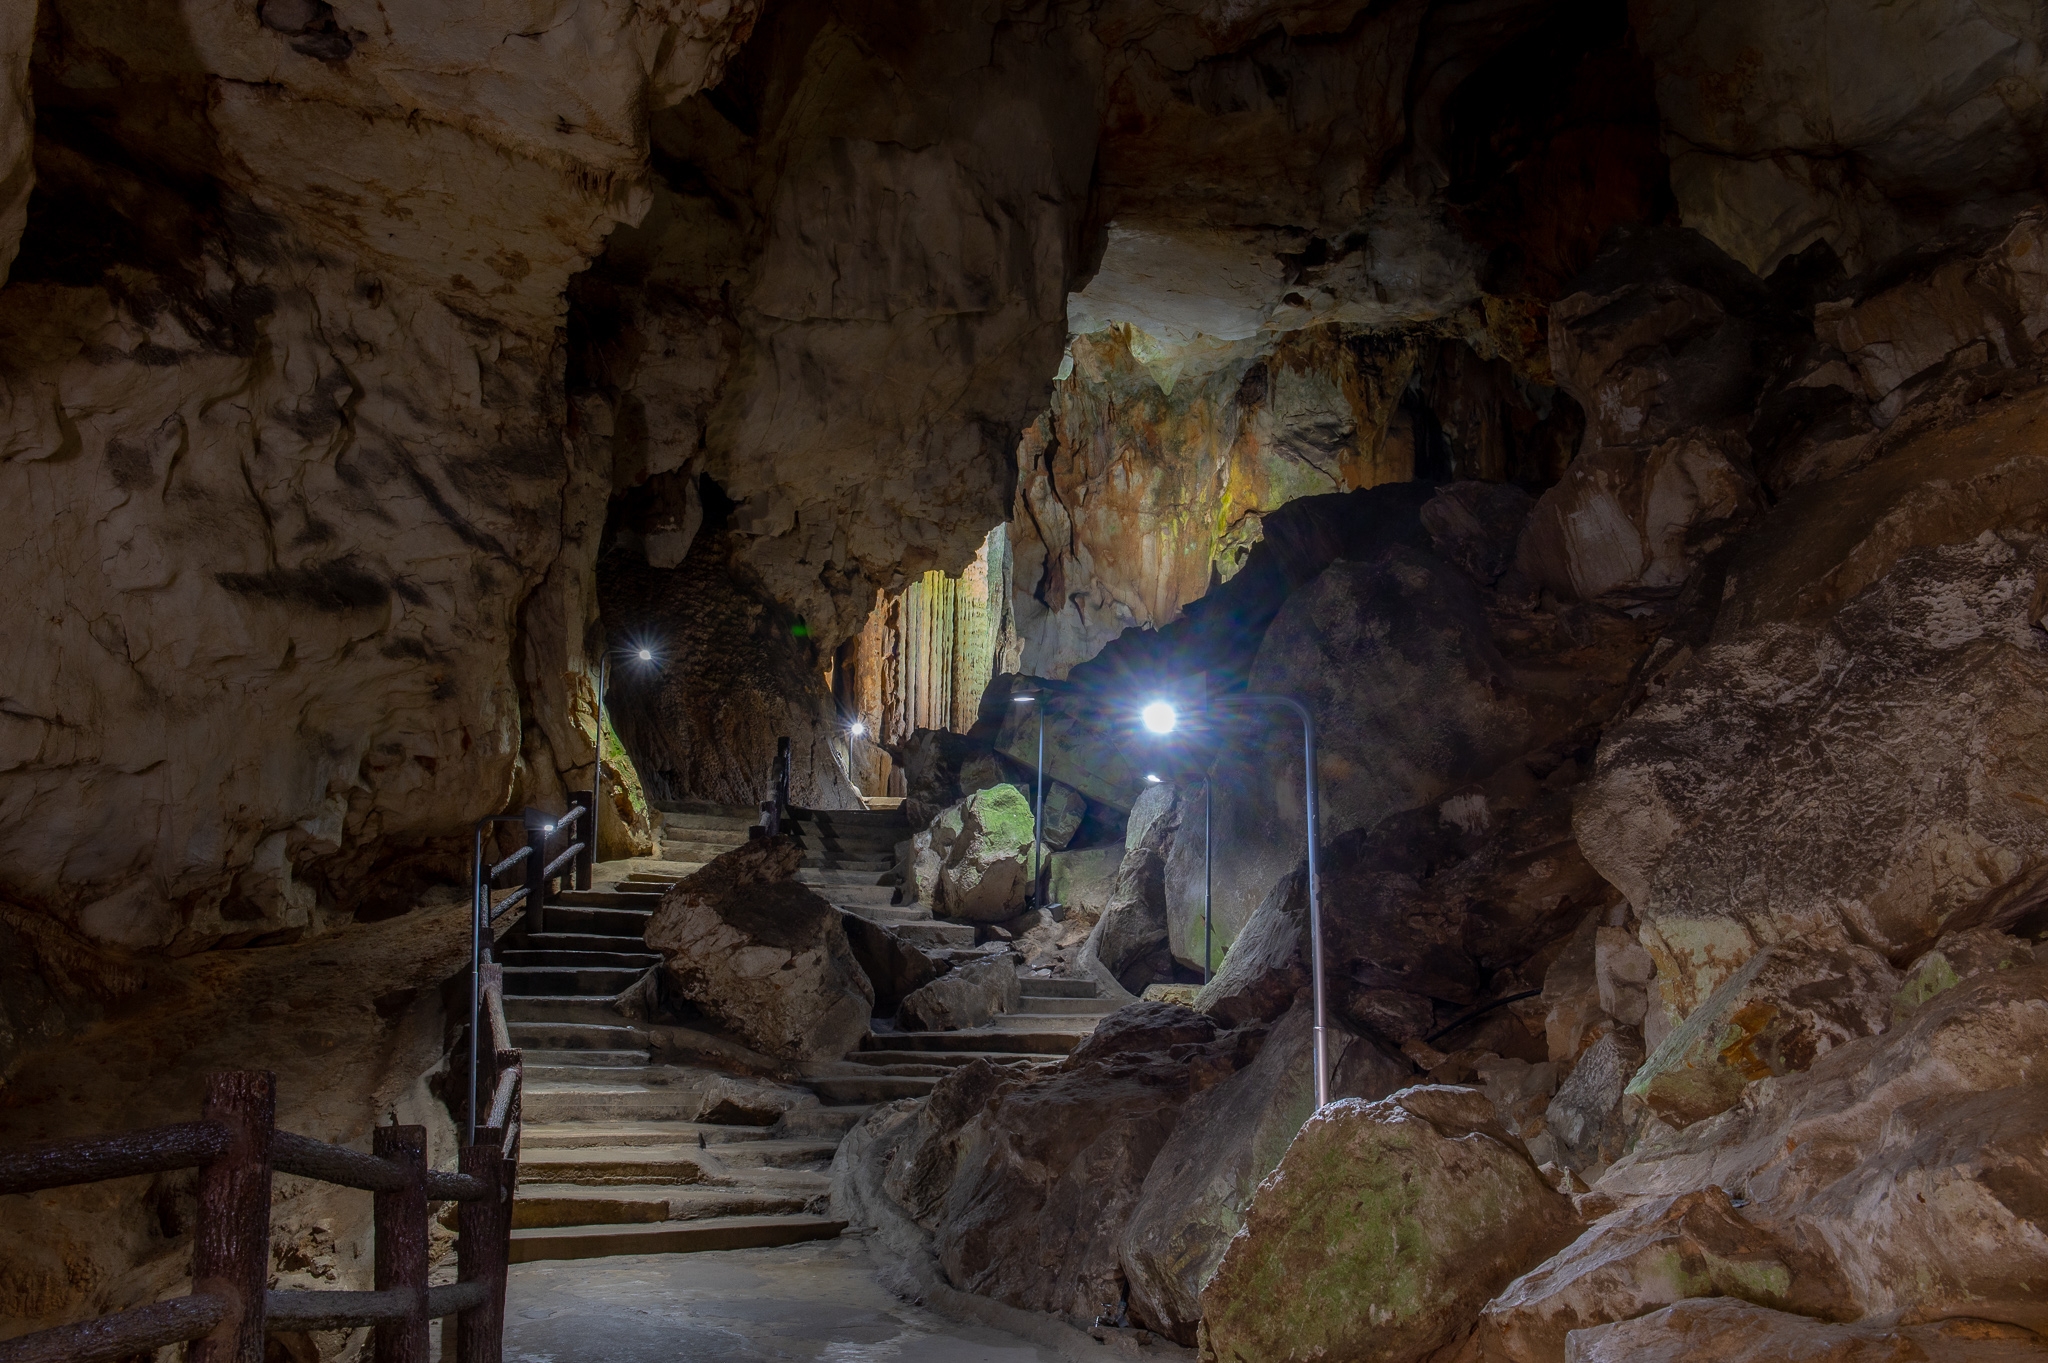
[498,949,660,970]
[864,1028,1085,1056]
[520,932,652,955]
[988,1013,1103,1033]
[524,1063,706,1088]
[838,904,933,927]
[509,1022,650,1052]
[659,815,756,835]
[815,885,898,908]
[521,1122,784,1149]
[522,1084,707,1123]
[793,868,894,887]
[623,873,683,887]
[530,904,652,938]
[793,810,912,831]
[508,1215,844,1264]
[659,838,753,863]
[848,1050,1055,1070]
[1013,996,1118,1016]
[1018,977,1103,999]
[512,1185,824,1229]
[550,889,664,909]
[522,1048,650,1069]
[892,922,978,948]
[520,1141,838,1185]
[502,964,651,998]
[502,998,640,1027]
[802,1074,938,1104]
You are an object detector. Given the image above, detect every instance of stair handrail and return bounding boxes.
[465,795,590,1147]
[0,1071,516,1363]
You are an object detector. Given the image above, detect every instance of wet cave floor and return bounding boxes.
[501,1238,1063,1362]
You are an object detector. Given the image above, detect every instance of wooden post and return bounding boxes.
[524,822,549,937]
[373,1124,430,1363]
[189,1071,274,1363]
[456,1136,507,1363]
[569,790,594,890]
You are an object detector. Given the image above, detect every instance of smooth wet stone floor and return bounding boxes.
[502,1238,1065,1362]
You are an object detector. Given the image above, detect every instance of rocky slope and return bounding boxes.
[5,0,2048,1360]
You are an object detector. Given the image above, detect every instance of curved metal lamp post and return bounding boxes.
[1014,692,1046,909]
[1143,694,1326,1107]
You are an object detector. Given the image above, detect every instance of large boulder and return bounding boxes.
[1626,942,1899,1127]
[882,1059,1029,1230]
[933,1004,1251,1320]
[644,837,873,1063]
[910,784,1040,922]
[838,912,946,1017]
[1201,1086,1580,1363]
[1579,522,2048,1020]
[1598,962,2048,1333]
[1177,546,1643,1002]
[1476,1189,1848,1362]
[1084,784,1183,995]
[1544,1027,1645,1177]
[1119,1004,1410,1344]
[898,956,1020,1032]
[1565,1297,2047,1363]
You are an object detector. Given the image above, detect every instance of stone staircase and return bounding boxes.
[497,807,1124,1262]
[501,875,854,1263]
[650,802,978,950]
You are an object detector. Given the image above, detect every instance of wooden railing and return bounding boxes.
[0,1063,518,1363]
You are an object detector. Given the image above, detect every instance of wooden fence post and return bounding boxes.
[373,1124,430,1363]
[456,1135,507,1363]
[189,1071,274,1363]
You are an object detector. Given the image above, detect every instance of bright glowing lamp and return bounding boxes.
[637,648,652,661]
[1144,773,1162,784]
[849,719,867,739]
[1141,701,1177,734]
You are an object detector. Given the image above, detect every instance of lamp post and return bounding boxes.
[1013,692,1046,909]
[1143,694,1326,1107]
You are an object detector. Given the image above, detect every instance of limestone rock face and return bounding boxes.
[1636,1,2048,276]
[0,0,28,283]
[1599,963,2048,1333]
[1516,229,1778,608]
[1626,943,1900,1127]
[882,1059,1030,1231]
[644,838,872,1063]
[1189,546,1642,978]
[1201,1086,1580,1363]
[1565,1297,2048,1363]
[1544,1028,1645,1176]
[933,1004,1249,1321]
[1477,1189,1848,1363]
[898,956,1020,1033]
[1579,518,2048,1019]
[911,785,1038,923]
[1119,1004,1410,1345]
[1085,784,1184,994]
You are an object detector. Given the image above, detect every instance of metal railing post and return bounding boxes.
[523,814,550,938]
[568,790,594,890]
[775,736,792,820]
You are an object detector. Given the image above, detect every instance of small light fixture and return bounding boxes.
[1014,694,1036,704]
[849,719,867,739]
[637,648,652,661]
[544,823,556,833]
[1144,773,1162,784]
[1141,701,1177,734]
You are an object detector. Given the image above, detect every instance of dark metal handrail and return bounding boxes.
[0,1072,515,1363]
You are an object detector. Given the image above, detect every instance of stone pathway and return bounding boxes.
[501,1239,1064,1362]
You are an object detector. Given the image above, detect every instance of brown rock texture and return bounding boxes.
[644,837,873,1063]
[1598,963,2048,1334]
[1565,1296,2048,1363]
[1201,1086,1581,1363]
[933,1004,1249,1320]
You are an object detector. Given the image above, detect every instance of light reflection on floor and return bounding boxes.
[502,1238,1061,1362]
